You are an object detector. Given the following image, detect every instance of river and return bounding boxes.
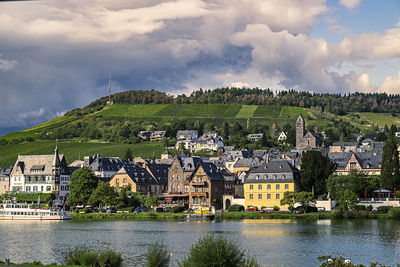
[0,219,399,266]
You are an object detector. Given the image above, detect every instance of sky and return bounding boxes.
[0,0,400,135]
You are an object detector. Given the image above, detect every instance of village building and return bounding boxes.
[328,151,382,176]
[247,133,263,141]
[0,173,9,194]
[109,164,162,195]
[84,154,125,182]
[10,147,70,205]
[244,160,300,210]
[295,114,323,151]
[277,131,287,141]
[188,162,224,209]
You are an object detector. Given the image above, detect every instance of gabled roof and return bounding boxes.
[233,158,254,168]
[192,162,224,181]
[181,157,202,171]
[145,162,170,185]
[328,151,382,170]
[11,154,65,176]
[90,156,124,172]
[115,164,157,185]
[246,160,298,183]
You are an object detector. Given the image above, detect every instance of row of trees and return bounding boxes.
[67,88,400,116]
[67,168,158,209]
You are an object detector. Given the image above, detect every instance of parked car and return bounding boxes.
[106,207,117,213]
[259,207,274,213]
[246,206,258,211]
[134,207,146,213]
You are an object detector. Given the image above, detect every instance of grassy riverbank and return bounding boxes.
[72,212,186,221]
[71,210,394,221]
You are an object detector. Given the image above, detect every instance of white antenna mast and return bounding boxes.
[108,75,112,104]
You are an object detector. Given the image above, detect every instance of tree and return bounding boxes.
[338,189,358,211]
[67,168,98,207]
[223,122,230,140]
[326,171,369,200]
[124,148,133,161]
[381,127,400,190]
[145,195,159,208]
[179,235,259,267]
[280,191,315,213]
[89,182,118,208]
[300,151,336,197]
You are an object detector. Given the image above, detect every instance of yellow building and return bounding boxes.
[244,161,300,209]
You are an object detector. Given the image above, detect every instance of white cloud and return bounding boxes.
[379,72,400,95]
[0,55,17,71]
[339,0,362,9]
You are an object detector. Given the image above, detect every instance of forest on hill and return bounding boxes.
[67,87,400,117]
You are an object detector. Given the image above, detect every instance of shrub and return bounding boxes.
[273,206,280,211]
[388,207,400,219]
[146,241,170,267]
[179,235,259,267]
[367,205,373,211]
[376,206,392,214]
[170,206,185,213]
[228,204,245,212]
[65,245,123,267]
[355,205,366,211]
[98,250,123,267]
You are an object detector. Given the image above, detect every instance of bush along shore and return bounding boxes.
[71,207,400,221]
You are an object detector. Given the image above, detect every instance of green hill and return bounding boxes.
[1,89,398,168]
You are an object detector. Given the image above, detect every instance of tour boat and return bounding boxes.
[0,201,72,220]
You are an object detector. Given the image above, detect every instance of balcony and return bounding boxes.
[191,192,208,197]
[191,181,205,186]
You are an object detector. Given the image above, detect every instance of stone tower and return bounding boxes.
[296,114,305,149]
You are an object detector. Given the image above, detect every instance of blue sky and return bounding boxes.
[0,0,399,135]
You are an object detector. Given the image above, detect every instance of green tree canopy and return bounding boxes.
[89,182,118,208]
[338,189,358,211]
[124,148,133,161]
[280,191,315,213]
[381,126,400,190]
[326,171,380,200]
[300,151,336,197]
[67,168,98,207]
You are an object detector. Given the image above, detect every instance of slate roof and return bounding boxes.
[90,156,124,172]
[116,164,157,185]
[145,162,170,185]
[11,154,66,176]
[180,157,202,171]
[233,158,254,168]
[196,162,224,181]
[332,142,359,147]
[328,151,382,170]
[220,169,236,182]
[245,160,299,183]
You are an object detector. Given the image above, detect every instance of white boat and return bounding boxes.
[0,201,72,220]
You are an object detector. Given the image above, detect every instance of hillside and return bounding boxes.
[1,88,399,168]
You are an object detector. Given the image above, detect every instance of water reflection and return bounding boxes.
[0,220,400,266]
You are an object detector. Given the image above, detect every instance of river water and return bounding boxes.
[0,219,399,266]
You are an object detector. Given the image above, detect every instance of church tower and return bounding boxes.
[296,114,305,149]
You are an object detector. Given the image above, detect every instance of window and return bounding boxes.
[249,185,253,190]
[267,184,271,190]
[33,186,37,192]
[172,175,175,181]
[123,178,127,183]
[276,184,280,190]
[267,194,271,200]
[258,194,262,200]
[116,179,119,184]
[285,184,289,190]
[281,174,286,178]
[255,175,259,180]
[249,194,253,200]
[41,186,44,191]
[276,194,280,200]
[47,186,51,191]
[185,185,189,192]
[177,175,181,181]
[258,184,262,190]
[177,185,181,193]
[26,186,31,192]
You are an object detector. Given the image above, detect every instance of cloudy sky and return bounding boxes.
[0,0,400,135]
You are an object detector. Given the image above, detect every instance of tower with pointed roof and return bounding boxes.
[296,114,305,149]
